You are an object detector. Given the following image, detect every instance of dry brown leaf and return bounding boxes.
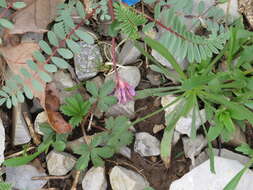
[0,42,46,108]
[10,0,64,34]
[45,83,73,134]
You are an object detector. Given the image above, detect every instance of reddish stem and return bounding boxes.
[0,4,12,19]
[45,7,98,64]
[108,0,120,81]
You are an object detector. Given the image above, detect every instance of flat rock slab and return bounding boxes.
[6,165,47,190]
[170,156,253,190]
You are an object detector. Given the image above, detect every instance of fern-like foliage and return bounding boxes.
[114,2,147,39]
[0,0,95,108]
[60,94,91,127]
[158,8,228,63]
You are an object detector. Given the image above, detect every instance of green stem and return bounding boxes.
[130,95,183,126]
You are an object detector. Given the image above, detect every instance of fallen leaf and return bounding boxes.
[10,0,64,34]
[45,83,73,134]
[0,42,46,108]
[47,110,72,134]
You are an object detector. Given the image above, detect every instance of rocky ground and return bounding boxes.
[1,0,253,190]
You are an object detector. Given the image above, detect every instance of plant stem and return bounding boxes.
[130,95,183,126]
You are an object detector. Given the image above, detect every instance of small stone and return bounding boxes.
[34,111,48,135]
[30,99,44,114]
[106,100,135,119]
[82,167,107,190]
[119,40,142,65]
[118,146,131,159]
[0,118,5,165]
[173,130,181,145]
[217,0,240,24]
[153,124,165,134]
[21,32,43,43]
[134,132,160,157]
[170,157,253,190]
[106,66,141,88]
[12,103,31,146]
[110,166,149,190]
[146,69,162,86]
[161,95,206,137]
[6,165,47,190]
[46,150,76,176]
[74,42,103,80]
[182,135,208,166]
[53,70,78,104]
[66,137,85,152]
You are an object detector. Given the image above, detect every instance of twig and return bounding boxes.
[70,170,81,190]
[32,173,71,180]
[87,113,94,131]
[23,112,41,145]
[5,146,36,159]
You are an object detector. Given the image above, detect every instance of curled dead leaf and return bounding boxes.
[45,83,73,134]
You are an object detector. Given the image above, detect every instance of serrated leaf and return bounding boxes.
[86,81,99,97]
[75,30,94,44]
[0,18,13,29]
[53,140,66,152]
[91,151,104,167]
[51,57,69,69]
[66,39,81,54]
[39,40,52,55]
[99,80,115,96]
[94,147,114,158]
[75,153,90,171]
[57,48,73,59]
[47,31,59,47]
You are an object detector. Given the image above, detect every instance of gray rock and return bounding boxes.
[119,40,142,65]
[170,157,253,190]
[146,69,162,86]
[74,42,102,80]
[110,166,149,190]
[182,135,208,166]
[134,132,160,157]
[30,99,43,113]
[21,32,44,43]
[105,66,140,119]
[119,146,131,159]
[217,0,240,24]
[46,150,76,176]
[53,70,78,105]
[106,66,141,88]
[66,137,85,152]
[34,111,48,135]
[12,103,31,146]
[192,148,250,170]
[224,125,247,147]
[106,100,135,119]
[82,167,107,190]
[161,95,206,137]
[6,165,47,190]
[0,118,5,165]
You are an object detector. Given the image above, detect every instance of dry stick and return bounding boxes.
[23,112,41,145]
[5,146,36,159]
[32,173,71,180]
[70,170,81,190]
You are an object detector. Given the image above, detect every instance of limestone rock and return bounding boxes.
[0,118,5,165]
[82,167,107,190]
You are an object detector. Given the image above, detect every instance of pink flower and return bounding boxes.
[114,78,136,104]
